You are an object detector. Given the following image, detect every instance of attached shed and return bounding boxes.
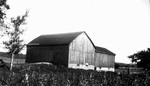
[26,31,95,67]
[95,46,115,71]
[26,31,115,71]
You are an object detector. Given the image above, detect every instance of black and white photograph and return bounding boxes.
[0,0,150,85]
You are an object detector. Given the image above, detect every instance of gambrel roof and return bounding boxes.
[28,31,94,46]
[27,31,115,56]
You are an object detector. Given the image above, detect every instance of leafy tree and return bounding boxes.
[0,0,9,37]
[2,11,29,54]
[128,48,150,70]
[0,0,9,23]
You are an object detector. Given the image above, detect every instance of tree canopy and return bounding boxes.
[0,0,28,55]
[0,0,9,23]
[2,11,29,54]
[128,48,150,70]
[0,0,9,37]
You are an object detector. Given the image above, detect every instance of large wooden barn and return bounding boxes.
[26,31,115,71]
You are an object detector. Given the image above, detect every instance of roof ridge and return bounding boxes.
[41,31,84,36]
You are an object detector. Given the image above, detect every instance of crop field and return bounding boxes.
[0,52,149,86]
[0,63,149,86]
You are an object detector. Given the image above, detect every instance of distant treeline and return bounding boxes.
[0,52,26,59]
[115,62,136,68]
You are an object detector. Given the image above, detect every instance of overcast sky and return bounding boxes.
[1,0,150,63]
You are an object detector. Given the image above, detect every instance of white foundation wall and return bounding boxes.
[68,64,95,70]
[68,64,115,72]
[96,67,115,72]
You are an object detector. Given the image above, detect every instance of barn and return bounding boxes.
[26,31,115,71]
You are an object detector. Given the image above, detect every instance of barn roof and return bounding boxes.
[28,31,86,46]
[95,46,116,56]
[27,31,115,56]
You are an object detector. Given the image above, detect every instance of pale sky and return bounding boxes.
[0,0,150,63]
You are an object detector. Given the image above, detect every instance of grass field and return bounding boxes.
[0,52,25,64]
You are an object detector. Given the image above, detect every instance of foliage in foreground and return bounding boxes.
[0,64,150,86]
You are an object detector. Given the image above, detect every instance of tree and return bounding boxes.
[0,0,9,37]
[128,48,150,70]
[0,0,9,23]
[2,11,29,54]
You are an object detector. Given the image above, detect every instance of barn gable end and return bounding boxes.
[68,32,95,69]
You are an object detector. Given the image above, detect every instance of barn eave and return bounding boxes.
[95,46,116,56]
[95,51,116,56]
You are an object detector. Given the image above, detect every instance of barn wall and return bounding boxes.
[95,52,115,68]
[26,45,69,67]
[68,33,95,66]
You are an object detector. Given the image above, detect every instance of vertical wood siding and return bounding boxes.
[69,33,95,65]
[95,53,115,68]
[26,45,69,67]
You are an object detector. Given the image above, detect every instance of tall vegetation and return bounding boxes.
[0,64,150,86]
